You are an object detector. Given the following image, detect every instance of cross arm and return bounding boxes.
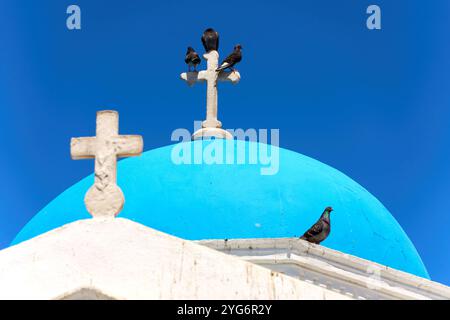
[180,70,241,86]
[217,71,241,84]
[70,135,143,160]
[113,135,143,157]
[180,71,207,86]
[71,137,96,160]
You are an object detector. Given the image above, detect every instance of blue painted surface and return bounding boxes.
[12,140,429,278]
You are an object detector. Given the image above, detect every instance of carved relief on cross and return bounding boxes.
[70,110,143,218]
[180,50,240,140]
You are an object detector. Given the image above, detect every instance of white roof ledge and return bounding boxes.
[0,218,352,300]
[198,238,450,300]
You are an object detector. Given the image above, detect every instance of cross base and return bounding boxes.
[202,119,222,128]
[192,127,233,140]
[85,183,124,218]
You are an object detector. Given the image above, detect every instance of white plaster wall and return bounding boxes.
[0,218,350,300]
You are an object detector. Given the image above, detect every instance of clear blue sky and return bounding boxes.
[0,1,449,285]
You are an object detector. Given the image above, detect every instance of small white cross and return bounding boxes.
[70,110,143,218]
[180,50,240,139]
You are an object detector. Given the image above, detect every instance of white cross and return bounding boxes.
[70,110,143,218]
[180,50,240,139]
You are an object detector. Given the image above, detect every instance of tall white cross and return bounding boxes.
[70,110,143,218]
[180,50,240,139]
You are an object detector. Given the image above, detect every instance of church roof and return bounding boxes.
[12,140,429,279]
[4,218,342,299]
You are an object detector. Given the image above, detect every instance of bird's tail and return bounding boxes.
[216,63,229,72]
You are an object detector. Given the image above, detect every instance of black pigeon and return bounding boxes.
[185,47,201,72]
[201,28,219,52]
[216,44,242,72]
[300,207,333,245]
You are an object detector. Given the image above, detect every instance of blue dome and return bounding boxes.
[12,140,429,278]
